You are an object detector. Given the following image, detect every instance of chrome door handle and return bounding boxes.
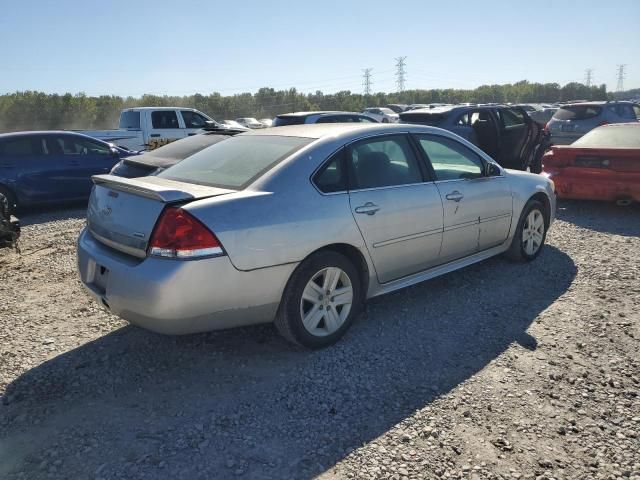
[445,191,464,202]
[355,202,380,215]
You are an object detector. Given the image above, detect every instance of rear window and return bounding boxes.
[158,135,312,189]
[273,116,306,127]
[119,111,141,129]
[400,112,448,125]
[572,125,640,148]
[553,105,603,121]
[149,134,230,160]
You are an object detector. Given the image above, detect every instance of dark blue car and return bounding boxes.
[0,131,134,211]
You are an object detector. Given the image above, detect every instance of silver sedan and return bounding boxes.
[77,124,556,348]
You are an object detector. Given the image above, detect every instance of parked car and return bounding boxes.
[385,104,408,113]
[110,126,245,178]
[272,111,378,126]
[0,131,136,212]
[400,104,548,172]
[77,123,555,348]
[546,101,640,145]
[542,123,640,204]
[259,118,274,127]
[236,118,266,129]
[77,107,218,151]
[362,107,399,123]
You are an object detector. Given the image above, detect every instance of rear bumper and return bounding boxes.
[544,167,640,202]
[77,228,296,334]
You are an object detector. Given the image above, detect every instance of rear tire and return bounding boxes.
[275,251,363,348]
[506,200,547,262]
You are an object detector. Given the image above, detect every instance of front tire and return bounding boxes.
[275,251,362,348]
[506,200,547,262]
[0,186,17,214]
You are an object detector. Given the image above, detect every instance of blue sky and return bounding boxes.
[1,0,638,96]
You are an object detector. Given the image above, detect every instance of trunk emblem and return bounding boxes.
[100,206,112,217]
[108,191,119,198]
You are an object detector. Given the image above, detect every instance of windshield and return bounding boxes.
[119,111,141,129]
[553,105,602,121]
[572,125,640,148]
[158,135,312,189]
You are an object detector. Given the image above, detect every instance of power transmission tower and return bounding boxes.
[362,68,373,96]
[395,57,407,93]
[584,68,593,87]
[616,64,626,92]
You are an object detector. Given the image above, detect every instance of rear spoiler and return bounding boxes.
[91,174,234,203]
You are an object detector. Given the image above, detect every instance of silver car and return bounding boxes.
[547,101,639,145]
[77,124,555,348]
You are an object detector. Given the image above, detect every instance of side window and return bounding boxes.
[633,104,640,119]
[181,111,209,128]
[357,115,376,123]
[313,150,347,193]
[48,136,110,155]
[501,108,526,127]
[151,110,180,129]
[417,135,484,181]
[456,113,472,126]
[0,136,43,156]
[347,135,423,190]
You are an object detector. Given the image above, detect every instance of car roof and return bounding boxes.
[0,130,108,141]
[276,111,350,118]
[122,107,200,111]
[239,122,458,141]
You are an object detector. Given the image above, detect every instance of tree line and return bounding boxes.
[0,80,613,132]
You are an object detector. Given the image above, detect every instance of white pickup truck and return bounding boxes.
[76,107,216,151]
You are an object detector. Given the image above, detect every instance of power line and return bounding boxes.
[584,68,594,87]
[616,64,626,92]
[362,68,373,96]
[395,57,407,93]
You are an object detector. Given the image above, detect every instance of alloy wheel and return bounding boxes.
[522,209,545,256]
[299,267,353,337]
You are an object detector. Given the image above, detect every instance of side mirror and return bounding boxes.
[485,162,501,177]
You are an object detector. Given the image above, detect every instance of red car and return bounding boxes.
[542,123,640,204]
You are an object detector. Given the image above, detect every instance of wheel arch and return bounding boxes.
[0,183,18,209]
[529,191,551,227]
[303,243,371,296]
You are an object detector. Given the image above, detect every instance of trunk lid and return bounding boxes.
[87,174,234,258]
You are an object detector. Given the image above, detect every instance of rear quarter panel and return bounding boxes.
[504,170,556,225]
[183,141,368,272]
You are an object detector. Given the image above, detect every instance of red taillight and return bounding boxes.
[148,207,223,259]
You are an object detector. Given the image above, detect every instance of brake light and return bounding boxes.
[148,207,224,259]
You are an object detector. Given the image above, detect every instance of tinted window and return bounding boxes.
[48,136,110,155]
[158,135,311,189]
[181,111,210,128]
[357,115,377,123]
[0,136,43,155]
[151,110,180,129]
[314,150,347,193]
[150,134,229,160]
[273,116,306,127]
[553,105,603,120]
[572,125,640,148]
[347,135,423,190]
[119,111,141,129]
[501,108,526,127]
[417,135,484,181]
[400,112,448,125]
[609,104,636,119]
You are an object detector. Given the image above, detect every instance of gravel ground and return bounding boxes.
[0,201,638,480]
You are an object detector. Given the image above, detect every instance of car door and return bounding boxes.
[147,110,187,149]
[496,107,529,169]
[346,134,443,283]
[55,135,117,198]
[414,133,512,263]
[0,134,59,204]
[180,110,212,136]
